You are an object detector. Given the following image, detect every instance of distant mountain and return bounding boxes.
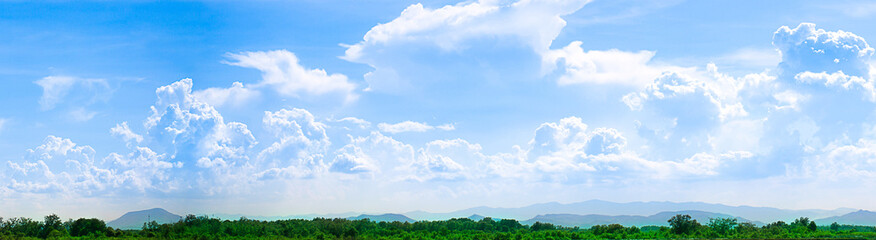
[405,200,854,223]
[348,214,415,223]
[816,210,876,226]
[107,208,182,230]
[467,214,486,221]
[523,210,763,227]
[210,212,359,221]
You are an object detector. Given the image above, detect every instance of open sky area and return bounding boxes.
[2,0,876,220]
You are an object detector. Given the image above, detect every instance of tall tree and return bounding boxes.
[668,214,699,235]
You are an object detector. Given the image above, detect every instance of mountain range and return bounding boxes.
[523,210,763,227]
[106,200,874,230]
[348,214,415,223]
[402,200,854,223]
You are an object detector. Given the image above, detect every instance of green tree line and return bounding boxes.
[2,213,876,239]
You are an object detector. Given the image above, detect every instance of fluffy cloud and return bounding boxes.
[343,0,590,92]
[774,22,873,79]
[377,121,455,134]
[5,136,111,195]
[256,108,331,179]
[110,122,143,145]
[192,81,260,108]
[543,41,687,86]
[225,50,357,102]
[139,78,258,195]
[797,140,876,180]
[516,116,742,182]
[794,71,876,101]
[145,79,257,165]
[103,146,177,193]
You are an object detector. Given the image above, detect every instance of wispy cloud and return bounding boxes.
[378,121,455,134]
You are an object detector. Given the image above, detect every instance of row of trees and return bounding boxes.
[0,214,118,238]
[2,213,876,239]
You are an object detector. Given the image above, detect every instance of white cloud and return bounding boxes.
[146,79,257,163]
[34,76,110,111]
[257,108,331,179]
[544,41,684,86]
[110,122,143,146]
[378,121,455,134]
[192,81,260,108]
[103,146,177,193]
[224,50,357,102]
[141,78,257,194]
[5,136,112,195]
[343,0,591,92]
[330,117,371,130]
[796,139,876,181]
[774,22,873,79]
[794,71,876,101]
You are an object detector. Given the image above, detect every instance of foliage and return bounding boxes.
[668,214,700,235]
[2,213,876,239]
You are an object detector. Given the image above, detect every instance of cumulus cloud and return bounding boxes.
[794,71,876,101]
[543,41,686,86]
[192,81,260,108]
[257,108,331,179]
[342,0,590,92]
[224,50,357,102]
[377,121,455,134]
[103,146,177,193]
[145,79,257,165]
[774,22,873,79]
[5,136,111,195]
[110,122,143,145]
[139,78,258,195]
[797,140,876,180]
[330,131,415,177]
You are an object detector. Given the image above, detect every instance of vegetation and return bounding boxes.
[2,213,876,239]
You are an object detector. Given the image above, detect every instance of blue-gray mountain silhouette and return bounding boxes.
[816,210,876,226]
[107,208,182,230]
[523,210,763,227]
[348,213,415,223]
[404,200,853,223]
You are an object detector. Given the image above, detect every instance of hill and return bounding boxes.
[348,214,415,223]
[523,210,762,227]
[406,200,854,223]
[107,208,183,230]
[816,210,876,226]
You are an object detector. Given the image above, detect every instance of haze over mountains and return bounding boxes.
[108,200,874,230]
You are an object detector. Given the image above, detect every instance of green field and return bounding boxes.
[3,213,876,239]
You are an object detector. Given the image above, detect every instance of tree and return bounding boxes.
[668,214,699,235]
[40,214,64,238]
[830,222,840,232]
[70,218,107,237]
[708,217,738,235]
[808,221,817,232]
[530,222,556,231]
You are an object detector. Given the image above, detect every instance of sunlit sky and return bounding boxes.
[3,0,876,220]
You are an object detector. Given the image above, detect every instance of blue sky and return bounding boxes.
[3,0,876,220]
